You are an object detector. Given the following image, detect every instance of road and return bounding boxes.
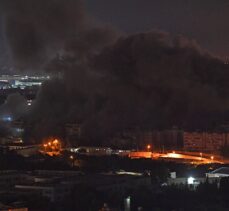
[156,152,224,164]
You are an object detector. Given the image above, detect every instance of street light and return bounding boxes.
[187,177,195,185]
[53,139,59,145]
[70,155,74,167]
[200,152,203,160]
[43,144,47,152]
[147,145,151,151]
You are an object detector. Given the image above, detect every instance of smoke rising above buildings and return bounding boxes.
[1,0,88,69]
[0,93,28,119]
[1,0,229,144]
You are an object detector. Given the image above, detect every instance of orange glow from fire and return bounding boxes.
[42,138,62,156]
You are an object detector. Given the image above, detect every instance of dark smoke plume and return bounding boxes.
[93,32,229,133]
[28,31,229,144]
[0,93,28,119]
[0,93,28,137]
[1,0,229,144]
[1,0,88,70]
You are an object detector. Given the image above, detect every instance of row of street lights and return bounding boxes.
[146,145,215,162]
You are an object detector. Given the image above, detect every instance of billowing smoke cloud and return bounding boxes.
[1,0,229,144]
[27,31,229,144]
[1,0,88,70]
[93,32,229,134]
[0,93,28,119]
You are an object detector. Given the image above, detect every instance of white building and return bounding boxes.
[206,167,229,178]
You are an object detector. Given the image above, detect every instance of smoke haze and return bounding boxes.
[1,0,229,144]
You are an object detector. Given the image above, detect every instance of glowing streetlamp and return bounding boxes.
[70,155,74,167]
[200,152,203,160]
[211,156,214,161]
[43,144,47,151]
[147,145,151,151]
[53,139,59,145]
[187,177,195,185]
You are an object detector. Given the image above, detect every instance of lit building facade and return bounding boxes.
[183,132,229,152]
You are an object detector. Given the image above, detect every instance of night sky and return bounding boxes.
[0,0,229,71]
[85,0,229,57]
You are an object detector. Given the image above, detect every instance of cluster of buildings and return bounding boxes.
[0,74,49,109]
[168,167,229,190]
[132,128,229,153]
[43,124,229,154]
[183,132,229,152]
[5,121,229,154]
[0,166,228,209]
[1,116,229,155]
[0,120,41,157]
[0,120,23,145]
[0,170,150,209]
[0,75,49,90]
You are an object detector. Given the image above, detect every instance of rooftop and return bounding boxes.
[211,167,229,175]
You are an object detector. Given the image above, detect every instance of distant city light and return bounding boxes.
[42,138,62,156]
[16,128,24,132]
[0,74,50,90]
[2,116,12,122]
[53,139,59,144]
[147,144,151,151]
[187,177,195,185]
